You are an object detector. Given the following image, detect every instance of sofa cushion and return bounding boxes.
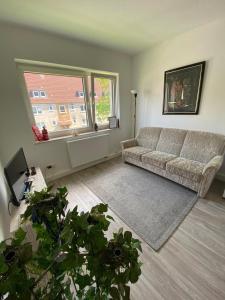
[180,131,225,163]
[166,157,205,182]
[137,127,162,149]
[142,151,177,169]
[156,128,187,155]
[123,146,152,161]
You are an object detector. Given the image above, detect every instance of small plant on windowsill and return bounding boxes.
[0,186,142,299]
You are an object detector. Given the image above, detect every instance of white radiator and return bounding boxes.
[67,134,110,168]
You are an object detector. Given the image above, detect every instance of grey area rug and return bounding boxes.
[77,158,198,251]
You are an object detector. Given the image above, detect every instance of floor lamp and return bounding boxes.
[130,90,138,138]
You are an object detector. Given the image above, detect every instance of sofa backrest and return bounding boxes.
[180,130,225,163]
[156,128,187,155]
[137,127,162,149]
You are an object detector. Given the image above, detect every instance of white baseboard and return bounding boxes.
[46,151,121,183]
[216,172,225,182]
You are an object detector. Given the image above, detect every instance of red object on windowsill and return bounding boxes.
[42,126,49,141]
[32,125,43,141]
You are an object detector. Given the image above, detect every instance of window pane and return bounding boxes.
[94,77,112,125]
[23,72,89,132]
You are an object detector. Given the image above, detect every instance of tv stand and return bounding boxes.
[10,167,46,232]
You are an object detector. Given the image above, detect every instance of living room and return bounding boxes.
[0,1,225,299]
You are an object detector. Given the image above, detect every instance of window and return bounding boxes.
[93,77,115,125]
[76,91,84,97]
[21,62,118,139]
[24,71,89,136]
[80,104,86,112]
[32,91,40,98]
[59,105,66,113]
[31,90,47,98]
[49,104,55,112]
[36,122,45,129]
[70,104,76,111]
[40,90,47,97]
[32,105,42,115]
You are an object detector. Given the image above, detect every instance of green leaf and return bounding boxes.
[0,241,6,254]
[0,256,8,274]
[118,283,125,297]
[97,203,108,213]
[85,286,96,299]
[129,265,141,283]
[13,227,26,245]
[76,274,92,290]
[57,186,68,196]
[118,228,123,235]
[110,287,120,300]
[106,215,114,221]
[132,239,142,252]
[20,243,33,263]
[124,231,132,243]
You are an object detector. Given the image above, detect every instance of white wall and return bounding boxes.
[0,154,10,241]
[132,18,225,176]
[0,22,133,179]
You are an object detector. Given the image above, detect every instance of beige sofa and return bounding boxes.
[121,127,225,197]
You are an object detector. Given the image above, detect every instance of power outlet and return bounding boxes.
[46,164,55,170]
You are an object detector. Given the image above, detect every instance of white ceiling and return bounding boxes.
[1,0,225,54]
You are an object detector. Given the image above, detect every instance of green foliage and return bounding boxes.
[95,78,111,124]
[0,186,142,299]
[0,228,34,300]
[96,98,110,124]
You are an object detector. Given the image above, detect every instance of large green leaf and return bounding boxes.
[110,286,120,299]
[12,227,26,245]
[0,256,8,274]
[76,274,92,290]
[0,241,6,254]
[124,231,132,243]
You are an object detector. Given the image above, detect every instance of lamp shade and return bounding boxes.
[130,89,137,95]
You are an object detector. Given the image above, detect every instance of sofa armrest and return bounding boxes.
[199,155,223,197]
[120,138,137,150]
[203,155,223,175]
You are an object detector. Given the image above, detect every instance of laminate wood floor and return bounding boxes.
[54,161,225,300]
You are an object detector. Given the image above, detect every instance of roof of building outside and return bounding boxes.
[24,72,102,104]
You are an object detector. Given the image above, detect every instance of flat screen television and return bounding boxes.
[4,148,30,206]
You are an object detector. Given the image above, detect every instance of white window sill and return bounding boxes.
[33,128,115,145]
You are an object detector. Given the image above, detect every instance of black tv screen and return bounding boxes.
[4,148,29,205]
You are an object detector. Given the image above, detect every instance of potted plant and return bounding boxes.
[0,186,142,299]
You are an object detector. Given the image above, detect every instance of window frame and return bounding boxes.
[32,105,42,115]
[48,104,55,112]
[40,90,47,98]
[70,104,76,111]
[51,120,57,126]
[78,91,84,98]
[16,59,119,140]
[80,104,86,112]
[91,73,117,128]
[32,90,40,98]
[59,104,67,113]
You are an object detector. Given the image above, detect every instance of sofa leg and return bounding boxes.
[198,189,207,198]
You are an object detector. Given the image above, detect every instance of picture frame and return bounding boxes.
[108,116,118,129]
[163,61,205,115]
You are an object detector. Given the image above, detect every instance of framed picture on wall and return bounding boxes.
[163,61,206,115]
